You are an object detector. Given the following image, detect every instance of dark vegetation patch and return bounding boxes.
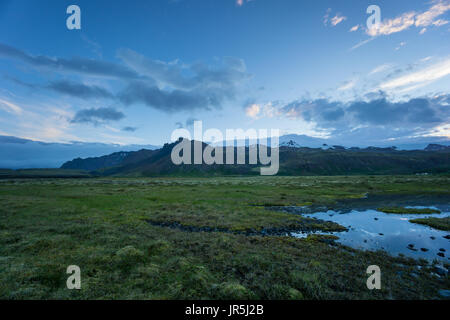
[146,218,346,236]
[410,217,450,231]
[377,207,441,214]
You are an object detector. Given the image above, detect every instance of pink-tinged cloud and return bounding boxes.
[367,0,450,36]
[331,14,347,26]
[323,9,347,27]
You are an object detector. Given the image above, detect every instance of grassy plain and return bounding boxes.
[0,175,449,299]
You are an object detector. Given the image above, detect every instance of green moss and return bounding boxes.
[377,206,441,214]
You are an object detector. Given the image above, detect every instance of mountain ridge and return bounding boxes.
[60,140,450,176]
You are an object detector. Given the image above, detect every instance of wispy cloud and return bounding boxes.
[395,41,407,51]
[349,25,360,32]
[379,58,450,92]
[369,64,393,76]
[331,14,347,26]
[323,8,347,27]
[0,98,23,115]
[81,34,102,58]
[0,43,141,80]
[0,43,250,114]
[349,37,376,51]
[367,0,450,36]
[337,79,357,91]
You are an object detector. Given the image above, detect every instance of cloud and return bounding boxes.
[71,107,125,125]
[0,43,141,79]
[122,126,137,132]
[323,8,332,26]
[415,1,450,27]
[116,51,250,112]
[0,98,22,115]
[331,14,347,26]
[324,9,346,27]
[349,25,360,32]
[118,49,249,92]
[337,79,357,91]
[366,0,450,36]
[395,41,407,51]
[236,0,253,7]
[185,117,199,128]
[175,122,183,129]
[1,43,250,114]
[81,34,102,58]
[346,97,443,125]
[379,58,450,92]
[280,99,345,123]
[244,101,279,119]
[245,103,260,119]
[6,77,114,100]
[349,37,376,51]
[118,81,222,112]
[369,64,393,75]
[256,93,450,144]
[47,80,114,99]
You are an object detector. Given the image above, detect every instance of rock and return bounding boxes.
[407,244,415,248]
[437,252,445,257]
[444,235,450,240]
[420,248,429,252]
[379,233,384,236]
[430,236,435,240]
[439,248,446,252]
[374,218,378,221]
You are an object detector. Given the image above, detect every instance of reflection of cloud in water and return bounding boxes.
[296,207,450,261]
[360,229,378,237]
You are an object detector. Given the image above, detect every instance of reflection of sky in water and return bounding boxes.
[292,207,450,261]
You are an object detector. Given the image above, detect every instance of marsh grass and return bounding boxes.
[377,207,441,214]
[410,217,450,231]
[0,175,449,299]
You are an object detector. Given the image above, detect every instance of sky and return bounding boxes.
[0,0,449,146]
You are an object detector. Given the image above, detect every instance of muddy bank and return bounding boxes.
[146,217,347,236]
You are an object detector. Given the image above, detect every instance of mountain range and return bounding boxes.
[1,134,449,173]
[60,139,450,176]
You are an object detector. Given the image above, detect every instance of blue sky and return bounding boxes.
[0,0,449,146]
